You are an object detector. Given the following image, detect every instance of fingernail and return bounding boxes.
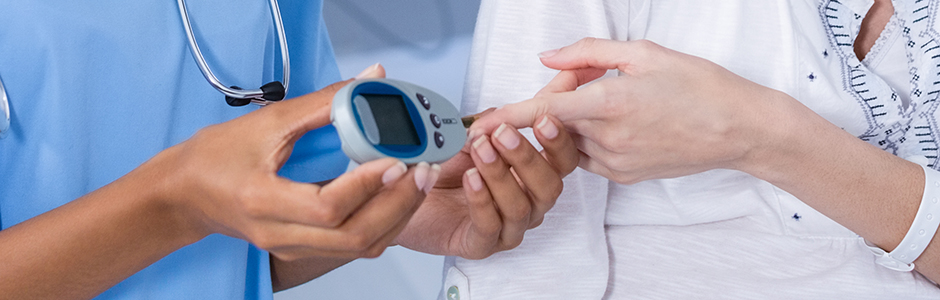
[382,161,407,185]
[536,116,558,139]
[424,164,442,193]
[464,129,480,150]
[538,48,560,58]
[355,63,381,79]
[494,123,519,150]
[413,162,430,190]
[466,168,483,191]
[472,135,497,164]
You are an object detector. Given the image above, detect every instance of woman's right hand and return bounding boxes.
[148,66,435,261]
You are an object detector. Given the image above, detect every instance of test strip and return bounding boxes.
[461,115,479,128]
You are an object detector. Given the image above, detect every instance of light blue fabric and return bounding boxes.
[0,0,344,299]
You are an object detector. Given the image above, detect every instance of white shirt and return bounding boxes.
[442,0,940,299]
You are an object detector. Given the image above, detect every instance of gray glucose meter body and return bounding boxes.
[331,79,466,164]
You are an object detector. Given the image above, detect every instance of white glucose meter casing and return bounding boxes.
[331,79,466,164]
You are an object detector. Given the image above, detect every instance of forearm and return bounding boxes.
[740,90,937,279]
[0,165,202,299]
[270,255,354,292]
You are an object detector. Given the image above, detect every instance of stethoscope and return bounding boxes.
[178,0,290,107]
[0,73,9,139]
[0,0,289,139]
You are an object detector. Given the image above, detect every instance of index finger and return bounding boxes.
[313,158,410,227]
[534,68,607,97]
[538,38,659,73]
[468,87,600,137]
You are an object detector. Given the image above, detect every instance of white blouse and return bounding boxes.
[442,0,940,299]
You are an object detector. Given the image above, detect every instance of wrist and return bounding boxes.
[133,147,211,246]
[726,88,804,178]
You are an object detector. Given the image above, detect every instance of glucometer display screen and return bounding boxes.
[362,94,421,145]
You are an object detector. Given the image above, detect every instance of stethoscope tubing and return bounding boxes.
[0,1,291,140]
[177,0,290,106]
[0,73,9,139]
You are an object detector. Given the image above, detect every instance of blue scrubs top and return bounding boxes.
[0,1,345,299]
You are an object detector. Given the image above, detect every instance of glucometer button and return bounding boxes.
[430,114,442,128]
[434,131,445,148]
[417,93,431,109]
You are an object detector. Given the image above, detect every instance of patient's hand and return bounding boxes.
[394,114,578,259]
[469,38,780,184]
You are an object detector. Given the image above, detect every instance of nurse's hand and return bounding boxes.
[468,38,779,184]
[150,65,433,261]
[394,113,578,259]
[0,64,436,299]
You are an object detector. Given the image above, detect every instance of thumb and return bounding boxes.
[354,63,387,80]
[538,38,658,73]
[278,64,389,137]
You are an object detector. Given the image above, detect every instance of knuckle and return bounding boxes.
[249,230,276,250]
[311,201,343,227]
[609,138,631,152]
[630,40,661,66]
[474,214,502,235]
[481,222,502,236]
[576,37,599,50]
[513,147,540,167]
[344,231,374,251]
[237,186,266,219]
[529,218,545,229]
[633,39,661,54]
[612,174,638,185]
[362,245,386,258]
[547,178,564,200]
[504,236,525,250]
[595,138,618,153]
[607,156,631,175]
[598,129,631,151]
[503,204,532,223]
[273,251,302,262]
[586,82,612,106]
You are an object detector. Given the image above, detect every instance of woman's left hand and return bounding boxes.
[469,38,789,183]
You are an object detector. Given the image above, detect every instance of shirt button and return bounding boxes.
[447,285,460,300]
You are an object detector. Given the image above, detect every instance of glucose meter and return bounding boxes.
[331,79,466,164]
